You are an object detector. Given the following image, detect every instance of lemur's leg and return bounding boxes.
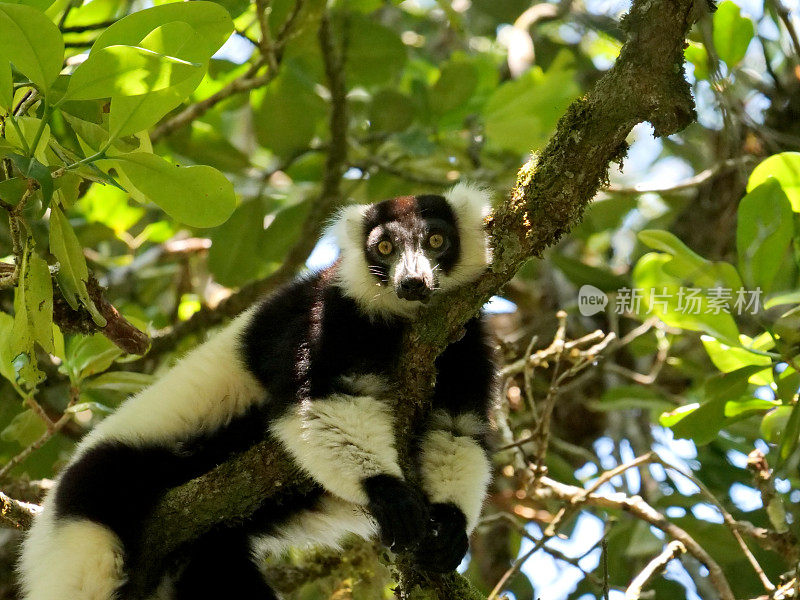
[415,318,495,572]
[271,393,428,550]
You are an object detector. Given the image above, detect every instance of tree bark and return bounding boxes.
[133,0,700,597]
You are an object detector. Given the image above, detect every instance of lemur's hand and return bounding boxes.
[414,503,469,573]
[364,475,429,551]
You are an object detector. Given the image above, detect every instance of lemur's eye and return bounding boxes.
[377,240,393,255]
[428,233,444,249]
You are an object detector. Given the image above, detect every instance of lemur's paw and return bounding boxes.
[363,474,429,551]
[414,503,469,573]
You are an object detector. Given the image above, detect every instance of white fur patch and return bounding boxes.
[420,430,491,532]
[428,409,487,438]
[78,307,266,452]
[251,495,376,557]
[271,395,403,504]
[18,512,124,600]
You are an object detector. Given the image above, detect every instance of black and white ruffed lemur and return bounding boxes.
[18,183,497,600]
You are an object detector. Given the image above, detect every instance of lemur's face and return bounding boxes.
[330,183,492,317]
[361,195,460,303]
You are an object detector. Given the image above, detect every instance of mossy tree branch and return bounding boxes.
[133,1,700,597]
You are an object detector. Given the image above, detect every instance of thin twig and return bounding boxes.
[625,541,686,600]
[536,475,735,600]
[653,454,775,592]
[604,156,754,194]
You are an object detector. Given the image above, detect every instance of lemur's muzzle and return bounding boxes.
[397,276,432,302]
[395,249,434,302]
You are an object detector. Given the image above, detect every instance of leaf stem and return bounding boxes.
[28,99,49,157]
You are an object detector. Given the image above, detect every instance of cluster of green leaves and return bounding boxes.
[0,0,236,444]
[685,0,755,79]
[626,153,800,457]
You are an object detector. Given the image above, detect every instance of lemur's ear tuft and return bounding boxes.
[326,204,368,253]
[444,182,493,223]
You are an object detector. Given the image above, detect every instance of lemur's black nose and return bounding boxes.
[398,277,431,302]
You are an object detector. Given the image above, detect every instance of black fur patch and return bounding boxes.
[172,529,279,600]
[241,269,406,407]
[414,502,469,573]
[363,474,428,551]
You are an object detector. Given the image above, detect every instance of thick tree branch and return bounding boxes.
[123,0,699,597]
[0,490,40,530]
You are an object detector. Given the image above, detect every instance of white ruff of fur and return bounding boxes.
[419,426,491,533]
[438,182,493,292]
[271,394,403,505]
[327,182,493,317]
[251,496,377,557]
[18,309,267,600]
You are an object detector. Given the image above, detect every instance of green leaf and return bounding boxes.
[776,368,800,404]
[632,253,740,346]
[109,153,235,228]
[64,333,122,382]
[592,385,673,413]
[661,367,763,444]
[252,64,326,159]
[761,405,791,443]
[369,89,415,133]
[484,50,578,154]
[8,153,53,204]
[0,2,64,92]
[9,242,46,388]
[0,409,46,446]
[638,230,743,290]
[63,44,201,101]
[713,1,754,67]
[91,1,232,59]
[14,246,54,355]
[685,41,709,80]
[765,290,800,309]
[89,3,232,137]
[724,397,779,418]
[49,202,106,326]
[701,335,771,373]
[549,253,629,292]
[83,371,154,395]
[748,152,800,211]
[0,177,26,206]
[5,116,50,164]
[430,57,478,114]
[0,54,12,111]
[208,199,267,287]
[343,14,406,87]
[737,180,794,293]
[778,401,800,463]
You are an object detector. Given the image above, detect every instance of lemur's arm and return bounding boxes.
[249,284,427,551]
[415,317,495,571]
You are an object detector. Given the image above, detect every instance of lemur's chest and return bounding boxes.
[308,311,406,396]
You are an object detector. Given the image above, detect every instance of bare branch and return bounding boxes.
[624,540,686,600]
[536,476,735,600]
